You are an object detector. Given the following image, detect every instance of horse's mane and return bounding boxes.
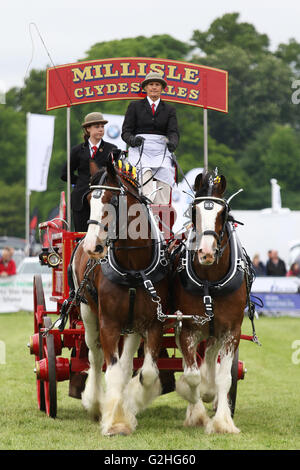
[89,161,139,190]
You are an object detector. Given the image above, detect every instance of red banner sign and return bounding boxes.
[46,57,228,113]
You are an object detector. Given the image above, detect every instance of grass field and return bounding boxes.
[0,311,299,450]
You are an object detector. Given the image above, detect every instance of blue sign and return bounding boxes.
[256,293,300,311]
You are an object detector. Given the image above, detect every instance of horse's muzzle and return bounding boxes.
[198,248,216,265]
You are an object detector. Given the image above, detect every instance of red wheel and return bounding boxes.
[229,347,239,417]
[42,316,57,418]
[33,275,46,412]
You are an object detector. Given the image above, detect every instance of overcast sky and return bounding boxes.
[1,0,300,93]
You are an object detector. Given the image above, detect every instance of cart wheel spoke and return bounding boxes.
[33,275,46,412]
[229,347,239,417]
[43,316,57,418]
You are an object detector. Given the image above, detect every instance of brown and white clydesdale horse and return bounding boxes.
[71,157,169,436]
[173,170,249,434]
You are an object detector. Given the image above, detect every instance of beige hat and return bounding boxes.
[141,72,167,89]
[81,112,108,128]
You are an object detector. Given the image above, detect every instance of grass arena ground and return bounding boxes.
[0,311,299,450]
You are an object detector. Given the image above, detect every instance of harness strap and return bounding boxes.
[203,281,214,337]
[202,229,219,239]
[87,219,107,230]
[140,270,160,301]
[122,288,136,334]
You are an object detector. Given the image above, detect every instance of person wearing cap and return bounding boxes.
[61,112,117,232]
[121,71,179,204]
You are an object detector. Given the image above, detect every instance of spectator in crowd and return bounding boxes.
[266,249,287,276]
[0,247,17,277]
[252,253,266,276]
[286,262,300,277]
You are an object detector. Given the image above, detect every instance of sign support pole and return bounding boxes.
[203,108,208,172]
[66,106,71,230]
[25,112,31,255]
[203,71,208,172]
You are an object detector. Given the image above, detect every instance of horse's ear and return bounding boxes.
[215,175,226,196]
[194,173,203,192]
[106,155,116,178]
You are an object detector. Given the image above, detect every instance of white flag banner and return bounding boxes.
[27,113,55,191]
[103,114,126,150]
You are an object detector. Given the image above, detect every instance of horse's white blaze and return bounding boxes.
[83,192,106,254]
[195,201,222,257]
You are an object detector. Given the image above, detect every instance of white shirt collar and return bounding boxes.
[89,138,101,149]
[147,96,160,108]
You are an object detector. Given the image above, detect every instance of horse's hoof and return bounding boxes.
[105,423,132,437]
[205,417,240,434]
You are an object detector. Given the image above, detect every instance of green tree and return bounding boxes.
[191,14,295,151]
[238,124,300,209]
[6,69,47,115]
[192,12,269,56]
[86,35,191,62]
[262,124,300,192]
[0,182,25,237]
[275,38,300,74]
[0,105,26,184]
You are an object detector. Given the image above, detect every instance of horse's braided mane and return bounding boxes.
[89,167,139,190]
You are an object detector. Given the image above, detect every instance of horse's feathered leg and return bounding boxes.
[205,334,240,434]
[100,322,137,436]
[175,328,210,427]
[124,324,162,416]
[80,302,104,421]
[119,333,141,384]
[199,337,220,403]
[72,249,104,421]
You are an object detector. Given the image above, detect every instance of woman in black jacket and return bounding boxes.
[61,112,117,232]
[121,72,180,204]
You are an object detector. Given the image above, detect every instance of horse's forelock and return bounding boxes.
[90,169,107,186]
[194,171,226,198]
[194,171,214,197]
